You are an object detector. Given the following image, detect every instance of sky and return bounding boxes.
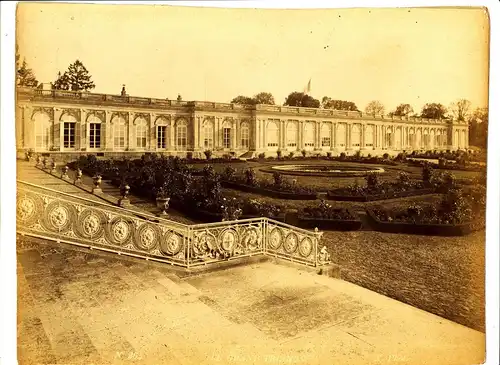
[16,3,490,113]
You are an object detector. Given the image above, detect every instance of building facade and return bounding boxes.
[16,87,469,160]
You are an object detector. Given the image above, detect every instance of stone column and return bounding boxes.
[193,116,200,151]
[53,108,63,151]
[231,119,237,150]
[149,113,155,151]
[346,124,352,150]
[80,109,87,151]
[361,124,366,149]
[262,119,267,150]
[331,123,336,150]
[299,121,304,150]
[281,120,286,150]
[128,112,134,151]
[170,117,175,151]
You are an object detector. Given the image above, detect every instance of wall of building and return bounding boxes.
[16,88,470,160]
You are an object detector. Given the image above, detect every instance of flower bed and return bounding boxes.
[327,171,433,201]
[365,186,486,236]
[298,202,361,231]
[221,180,318,200]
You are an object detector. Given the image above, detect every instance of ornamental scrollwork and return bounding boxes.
[133,113,151,124]
[31,107,54,121]
[110,112,129,123]
[60,108,81,121]
[86,110,106,123]
[155,115,171,125]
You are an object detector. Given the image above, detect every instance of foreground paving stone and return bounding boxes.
[17,237,485,365]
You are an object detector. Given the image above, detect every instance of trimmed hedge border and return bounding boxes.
[365,208,484,236]
[297,207,362,231]
[258,166,382,178]
[221,180,318,200]
[326,188,436,202]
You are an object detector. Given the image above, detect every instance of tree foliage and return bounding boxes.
[283,92,320,108]
[364,100,385,115]
[53,60,95,91]
[231,92,275,105]
[468,107,488,149]
[16,45,39,88]
[321,97,358,111]
[449,99,472,121]
[393,103,414,117]
[421,103,447,119]
[253,92,275,105]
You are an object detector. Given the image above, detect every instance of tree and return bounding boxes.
[231,92,275,105]
[393,103,414,117]
[52,60,95,91]
[421,103,447,119]
[231,95,256,105]
[16,45,39,88]
[253,92,275,105]
[468,107,488,149]
[321,97,358,111]
[364,100,385,115]
[283,92,320,108]
[449,99,472,121]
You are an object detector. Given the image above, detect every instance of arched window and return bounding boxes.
[203,119,214,149]
[351,124,361,147]
[423,129,429,149]
[365,125,374,147]
[176,119,188,149]
[337,124,346,147]
[287,122,298,148]
[222,120,232,149]
[135,118,148,149]
[241,122,250,149]
[267,120,279,148]
[409,128,415,149]
[34,112,51,150]
[113,116,127,150]
[395,127,402,149]
[430,130,435,149]
[62,114,77,149]
[88,115,102,149]
[156,117,169,150]
[304,122,315,148]
[385,127,393,148]
[321,123,331,147]
[416,129,422,149]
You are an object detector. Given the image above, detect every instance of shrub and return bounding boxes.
[382,153,389,160]
[276,150,282,159]
[422,163,433,183]
[272,171,284,187]
[186,152,193,160]
[288,152,295,159]
[301,149,307,157]
[258,152,266,159]
[438,157,447,167]
[326,152,332,159]
[204,150,212,160]
[245,168,257,186]
[354,150,361,159]
[398,171,411,186]
[339,152,346,160]
[365,172,380,190]
[222,166,236,181]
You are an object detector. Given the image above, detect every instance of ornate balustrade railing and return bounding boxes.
[16,181,330,269]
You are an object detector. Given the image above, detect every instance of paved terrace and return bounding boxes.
[16,162,485,365]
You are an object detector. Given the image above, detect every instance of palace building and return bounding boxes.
[16,86,469,160]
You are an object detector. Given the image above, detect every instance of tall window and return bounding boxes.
[223,128,231,148]
[90,123,101,148]
[304,122,315,147]
[321,123,331,147]
[395,127,402,149]
[34,112,51,150]
[136,119,148,149]
[241,123,249,148]
[409,129,415,149]
[365,125,374,147]
[385,130,392,148]
[176,119,187,149]
[337,124,346,147]
[113,117,127,149]
[63,122,76,148]
[287,122,297,148]
[157,126,167,149]
[267,121,279,147]
[203,121,214,149]
[351,125,361,147]
[417,129,422,148]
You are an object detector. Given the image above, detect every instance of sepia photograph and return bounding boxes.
[5,1,497,364]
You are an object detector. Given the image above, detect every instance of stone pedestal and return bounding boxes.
[318,264,341,279]
[118,198,131,208]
